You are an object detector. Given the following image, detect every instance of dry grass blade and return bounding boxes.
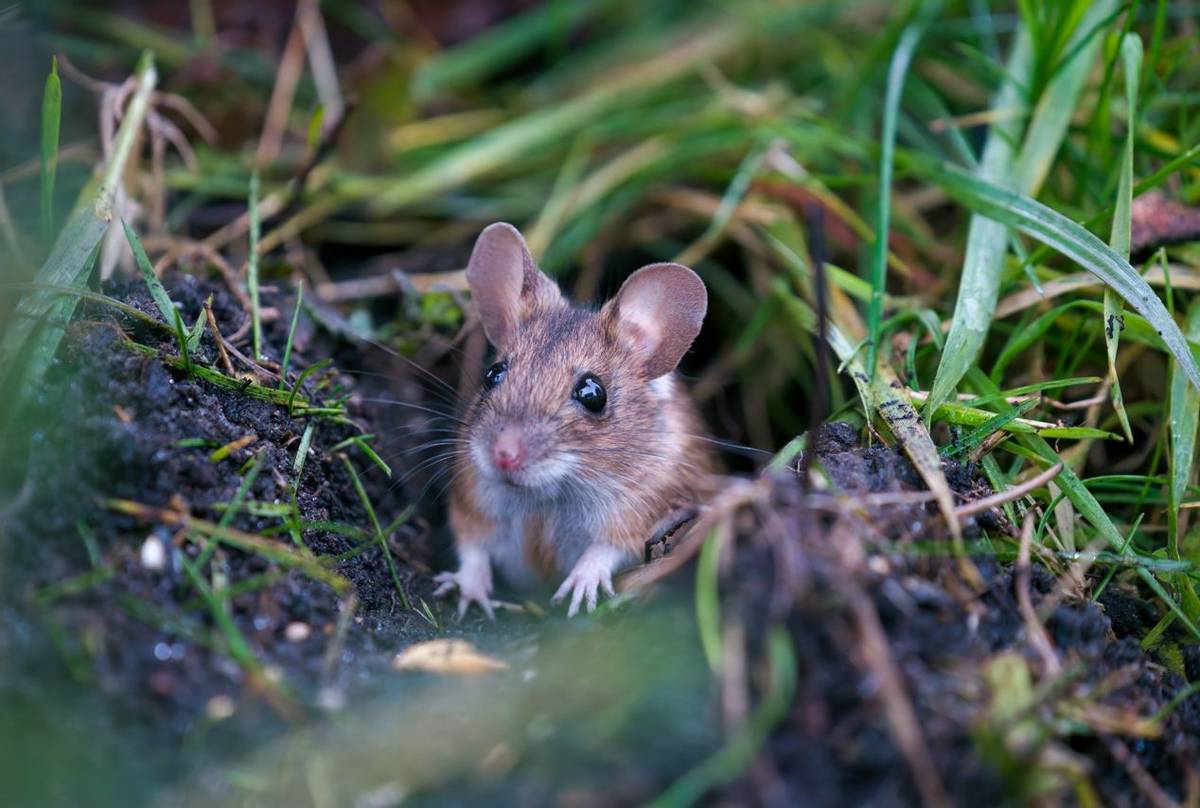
[1017,511,1062,676]
[846,577,949,808]
[955,462,1062,520]
[257,25,748,253]
[823,280,970,571]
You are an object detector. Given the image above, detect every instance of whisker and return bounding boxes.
[682,434,774,458]
[414,464,459,504]
[395,450,466,486]
[359,397,468,425]
[339,365,462,409]
[372,423,460,437]
[354,338,462,401]
[379,440,463,463]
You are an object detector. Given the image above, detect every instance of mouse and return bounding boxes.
[433,222,716,617]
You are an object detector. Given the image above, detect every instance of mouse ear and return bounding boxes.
[466,222,563,351]
[603,263,707,378]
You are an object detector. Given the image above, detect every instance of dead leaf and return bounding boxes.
[392,639,508,676]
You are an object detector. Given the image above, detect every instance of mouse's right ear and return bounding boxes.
[466,222,562,351]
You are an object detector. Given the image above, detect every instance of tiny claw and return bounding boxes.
[433,552,495,619]
[553,544,625,618]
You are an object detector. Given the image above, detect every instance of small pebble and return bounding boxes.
[205,694,235,722]
[284,622,311,642]
[140,536,166,570]
[316,686,345,712]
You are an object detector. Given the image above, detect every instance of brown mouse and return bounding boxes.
[433,222,715,617]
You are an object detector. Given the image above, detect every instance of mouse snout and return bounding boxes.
[491,426,526,472]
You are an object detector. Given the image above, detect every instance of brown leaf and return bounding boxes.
[1131,192,1200,255]
[392,639,508,676]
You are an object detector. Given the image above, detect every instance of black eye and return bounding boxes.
[483,361,507,389]
[572,373,607,414]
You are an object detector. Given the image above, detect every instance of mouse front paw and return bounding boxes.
[433,546,497,619]
[552,544,626,617]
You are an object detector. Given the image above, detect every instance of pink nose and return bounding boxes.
[491,428,525,472]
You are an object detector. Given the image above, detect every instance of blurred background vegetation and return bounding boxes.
[4,0,1200,805]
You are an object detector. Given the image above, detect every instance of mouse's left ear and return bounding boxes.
[602,263,707,378]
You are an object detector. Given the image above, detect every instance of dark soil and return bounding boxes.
[0,272,463,804]
[713,432,1200,807]
[2,277,1199,807]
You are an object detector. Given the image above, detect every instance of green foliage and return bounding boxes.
[39,56,61,247]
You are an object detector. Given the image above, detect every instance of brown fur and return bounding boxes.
[449,223,715,586]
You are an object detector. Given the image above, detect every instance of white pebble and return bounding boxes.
[205,694,235,721]
[284,622,311,642]
[140,536,166,570]
[316,686,345,712]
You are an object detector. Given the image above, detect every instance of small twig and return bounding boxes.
[151,91,218,144]
[220,335,279,383]
[320,592,358,685]
[150,238,254,316]
[204,296,236,376]
[255,8,308,167]
[314,268,468,303]
[954,463,1063,521]
[297,0,344,127]
[1016,511,1062,676]
[1104,738,1176,808]
[1045,393,1107,411]
[618,478,759,594]
[846,579,949,808]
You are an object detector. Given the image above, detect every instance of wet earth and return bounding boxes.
[1,274,1198,806]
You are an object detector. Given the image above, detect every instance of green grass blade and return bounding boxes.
[867,11,932,379]
[189,304,207,350]
[962,368,1200,640]
[695,525,724,673]
[0,53,157,426]
[411,0,602,101]
[1170,302,1200,540]
[278,280,304,390]
[991,300,1093,382]
[940,399,1039,458]
[341,455,409,610]
[124,220,204,352]
[1019,431,1200,641]
[351,436,391,478]
[122,219,177,325]
[928,1,1115,423]
[1103,33,1143,444]
[907,155,1200,393]
[1011,0,1115,194]
[1168,301,1200,619]
[39,56,62,247]
[925,28,1032,424]
[351,25,748,215]
[171,309,193,378]
[650,629,796,808]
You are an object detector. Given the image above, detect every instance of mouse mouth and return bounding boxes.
[469,436,574,494]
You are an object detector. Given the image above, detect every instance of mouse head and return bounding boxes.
[462,222,706,497]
